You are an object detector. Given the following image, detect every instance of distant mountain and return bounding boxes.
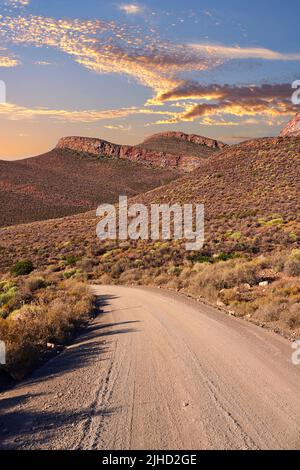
[280,114,300,137]
[56,132,227,173]
[0,131,229,228]
[0,148,178,228]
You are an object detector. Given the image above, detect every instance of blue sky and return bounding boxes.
[0,0,299,159]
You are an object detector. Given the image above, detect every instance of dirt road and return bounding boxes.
[1,285,299,450]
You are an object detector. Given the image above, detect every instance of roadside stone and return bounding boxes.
[259,281,269,287]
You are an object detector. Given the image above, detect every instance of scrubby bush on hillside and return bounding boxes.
[284,250,300,276]
[10,260,34,276]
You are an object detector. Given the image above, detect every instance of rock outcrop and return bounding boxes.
[56,133,226,173]
[280,114,300,137]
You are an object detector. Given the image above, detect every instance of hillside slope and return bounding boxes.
[135,136,300,229]
[0,149,179,227]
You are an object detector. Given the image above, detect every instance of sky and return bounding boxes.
[0,0,299,159]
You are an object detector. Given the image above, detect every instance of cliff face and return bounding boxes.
[56,133,226,173]
[280,114,300,137]
[56,136,122,158]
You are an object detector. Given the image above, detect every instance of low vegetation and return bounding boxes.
[0,269,94,380]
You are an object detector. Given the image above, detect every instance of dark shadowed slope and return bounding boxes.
[0,149,179,227]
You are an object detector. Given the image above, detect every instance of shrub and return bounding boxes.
[25,277,46,293]
[193,259,260,290]
[284,250,300,277]
[192,254,213,264]
[65,255,78,267]
[255,302,283,322]
[10,260,34,276]
[0,280,94,379]
[0,286,18,308]
[216,252,239,262]
[63,269,77,279]
[80,258,94,272]
[284,303,300,329]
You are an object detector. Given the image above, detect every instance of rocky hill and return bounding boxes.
[56,132,227,173]
[280,114,300,137]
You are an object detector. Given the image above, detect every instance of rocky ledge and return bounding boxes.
[280,114,300,137]
[56,133,225,173]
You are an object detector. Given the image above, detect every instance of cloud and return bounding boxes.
[34,60,52,66]
[0,14,299,128]
[0,56,20,67]
[2,14,298,103]
[104,124,132,131]
[149,83,296,125]
[6,0,30,8]
[0,47,20,67]
[0,102,177,122]
[0,15,220,97]
[190,43,300,61]
[157,82,292,103]
[119,3,144,15]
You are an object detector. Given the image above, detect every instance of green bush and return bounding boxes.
[65,255,78,267]
[10,260,34,276]
[216,252,239,262]
[192,254,213,264]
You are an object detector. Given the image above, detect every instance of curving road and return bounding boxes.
[1,285,300,450]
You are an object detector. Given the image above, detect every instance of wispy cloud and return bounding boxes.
[119,3,144,15]
[34,60,52,66]
[104,124,132,131]
[6,0,30,8]
[0,102,177,123]
[190,43,300,61]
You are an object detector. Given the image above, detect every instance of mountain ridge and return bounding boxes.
[56,131,227,173]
